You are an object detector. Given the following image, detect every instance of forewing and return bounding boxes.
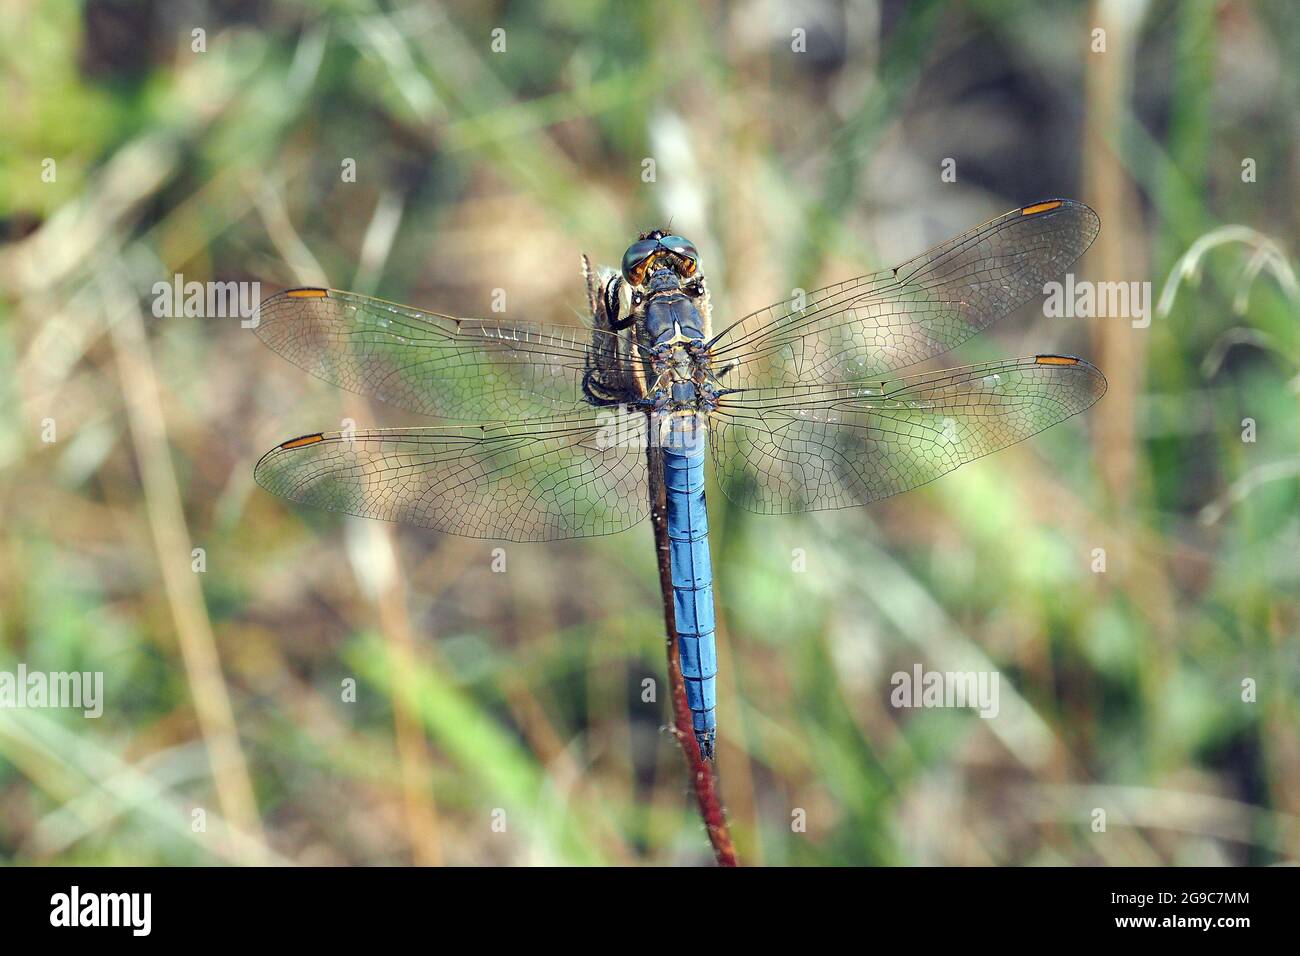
[709,200,1099,388]
[253,288,638,420]
[709,355,1106,514]
[255,407,649,541]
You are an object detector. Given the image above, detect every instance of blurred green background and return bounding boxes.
[1,0,1297,866]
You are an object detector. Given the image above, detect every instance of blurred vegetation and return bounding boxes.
[0,0,1297,865]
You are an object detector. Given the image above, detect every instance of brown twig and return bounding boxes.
[99,261,267,862]
[646,442,738,867]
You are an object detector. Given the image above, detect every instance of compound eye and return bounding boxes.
[658,234,698,261]
[621,239,660,283]
[658,234,699,275]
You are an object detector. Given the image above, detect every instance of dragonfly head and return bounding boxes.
[621,230,700,288]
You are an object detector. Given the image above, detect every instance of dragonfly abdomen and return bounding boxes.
[663,435,718,760]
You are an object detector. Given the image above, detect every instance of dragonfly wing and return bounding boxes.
[709,355,1106,514]
[709,200,1099,388]
[253,288,639,420]
[255,407,649,540]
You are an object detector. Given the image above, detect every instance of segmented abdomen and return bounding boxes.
[663,439,717,759]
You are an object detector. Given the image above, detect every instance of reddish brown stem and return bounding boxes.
[647,442,738,867]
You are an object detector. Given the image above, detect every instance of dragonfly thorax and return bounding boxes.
[643,287,707,345]
[648,340,721,416]
[646,266,684,294]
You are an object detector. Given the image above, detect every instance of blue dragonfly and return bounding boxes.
[253,199,1106,759]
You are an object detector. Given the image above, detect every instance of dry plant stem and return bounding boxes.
[101,266,267,861]
[374,553,442,867]
[647,442,738,867]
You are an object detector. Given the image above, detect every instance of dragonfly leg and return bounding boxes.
[581,369,614,406]
[581,368,638,407]
[603,275,638,332]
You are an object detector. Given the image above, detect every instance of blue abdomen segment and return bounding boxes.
[663,437,717,759]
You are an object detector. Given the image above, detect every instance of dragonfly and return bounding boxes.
[253,198,1106,759]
